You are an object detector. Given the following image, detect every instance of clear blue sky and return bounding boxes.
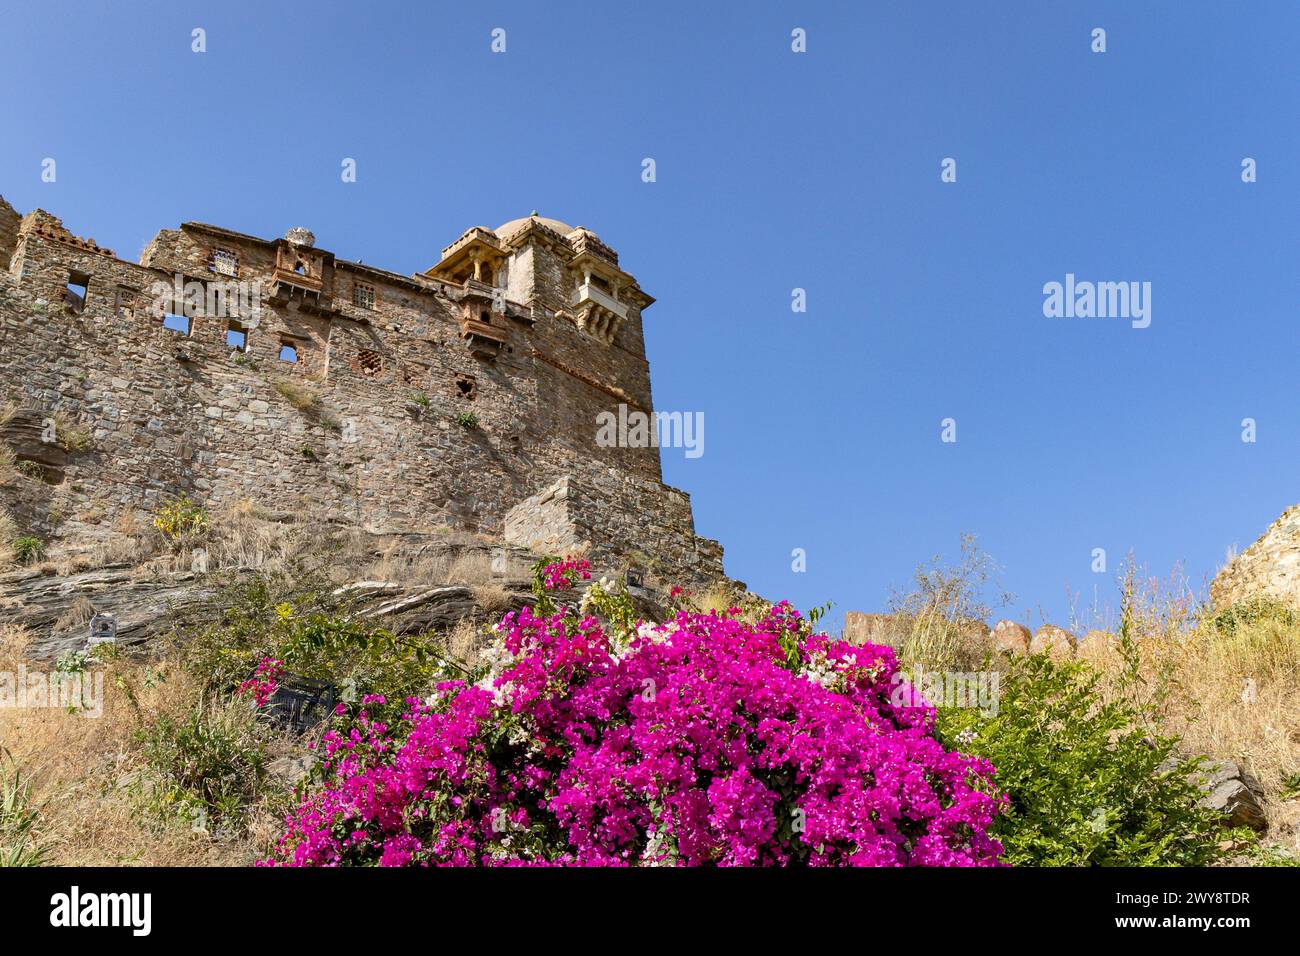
[2,2,1296,632]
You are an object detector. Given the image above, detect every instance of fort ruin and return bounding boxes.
[0,197,723,582]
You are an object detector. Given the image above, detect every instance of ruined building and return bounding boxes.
[0,197,723,581]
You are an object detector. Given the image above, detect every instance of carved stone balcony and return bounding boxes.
[570,282,628,344]
[268,266,326,309]
[459,314,505,359]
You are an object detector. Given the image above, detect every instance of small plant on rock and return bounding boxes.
[52,411,90,452]
[12,535,44,565]
[153,495,209,545]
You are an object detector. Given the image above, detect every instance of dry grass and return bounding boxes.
[52,410,89,453]
[1079,566,1300,848]
[0,507,15,568]
[50,595,95,634]
[439,618,486,664]
[884,534,1013,671]
[445,551,496,587]
[198,499,299,573]
[360,543,450,587]
[0,624,297,863]
[358,540,520,591]
[471,582,513,616]
[0,444,17,485]
[270,378,317,412]
[83,509,164,569]
[0,623,284,865]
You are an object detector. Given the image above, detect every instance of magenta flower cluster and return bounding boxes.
[237,656,283,708]
[264,590,1004,866]
[541,557,592,592]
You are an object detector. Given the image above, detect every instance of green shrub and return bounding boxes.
[12,535,43,565]
[937,653,1227,866]
[181,575,462,715]
[1281,771,1300,801]
[152,495,208,544]
[456,411,478,430]
[135,695,269,834]
[1210,596,1296,637]
[0,764,48,866]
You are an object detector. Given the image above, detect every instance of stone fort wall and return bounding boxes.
[0,198,724,581]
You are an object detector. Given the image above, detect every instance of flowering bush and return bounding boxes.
[538,556,591,596]
[263,562,1004,866]
[237,657,284,708]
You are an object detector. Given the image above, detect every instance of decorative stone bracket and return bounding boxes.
[570,280,627,345]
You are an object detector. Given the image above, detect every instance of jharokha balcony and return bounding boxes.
[570,280,627,344]
[458,281,507,359]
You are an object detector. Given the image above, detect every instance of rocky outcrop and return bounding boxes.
[1211,504,1300,610]
[843,612,905,647]
[990,620,1031,655]
[1197,759,1268,831]
[842,613,1103,663]
[1,564,224,660]
[1159,756,1268,831]
[1,529,681,661]
[1029,624,1077,660]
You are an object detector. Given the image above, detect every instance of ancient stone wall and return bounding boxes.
[1210,504,1300,610]
[504,469,724,582]
[0,201,722,582]
[0,197,19,270]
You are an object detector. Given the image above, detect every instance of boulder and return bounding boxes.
[843,611,907,648]
[990,619,1031,655]
[1196,759,1268,832]
[1029,624,1077,660]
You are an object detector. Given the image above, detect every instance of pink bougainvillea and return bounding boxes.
[541,557,591,592]
[237,656,283,708]
[263,574,1004,867]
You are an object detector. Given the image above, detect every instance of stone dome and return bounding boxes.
[495,214,578,240]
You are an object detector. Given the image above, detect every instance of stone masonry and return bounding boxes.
[1210,504,1300,610]
[0,198,723,582]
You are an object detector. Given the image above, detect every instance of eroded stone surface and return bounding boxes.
[990,619,1032,655]
[1211,504,1300,610]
